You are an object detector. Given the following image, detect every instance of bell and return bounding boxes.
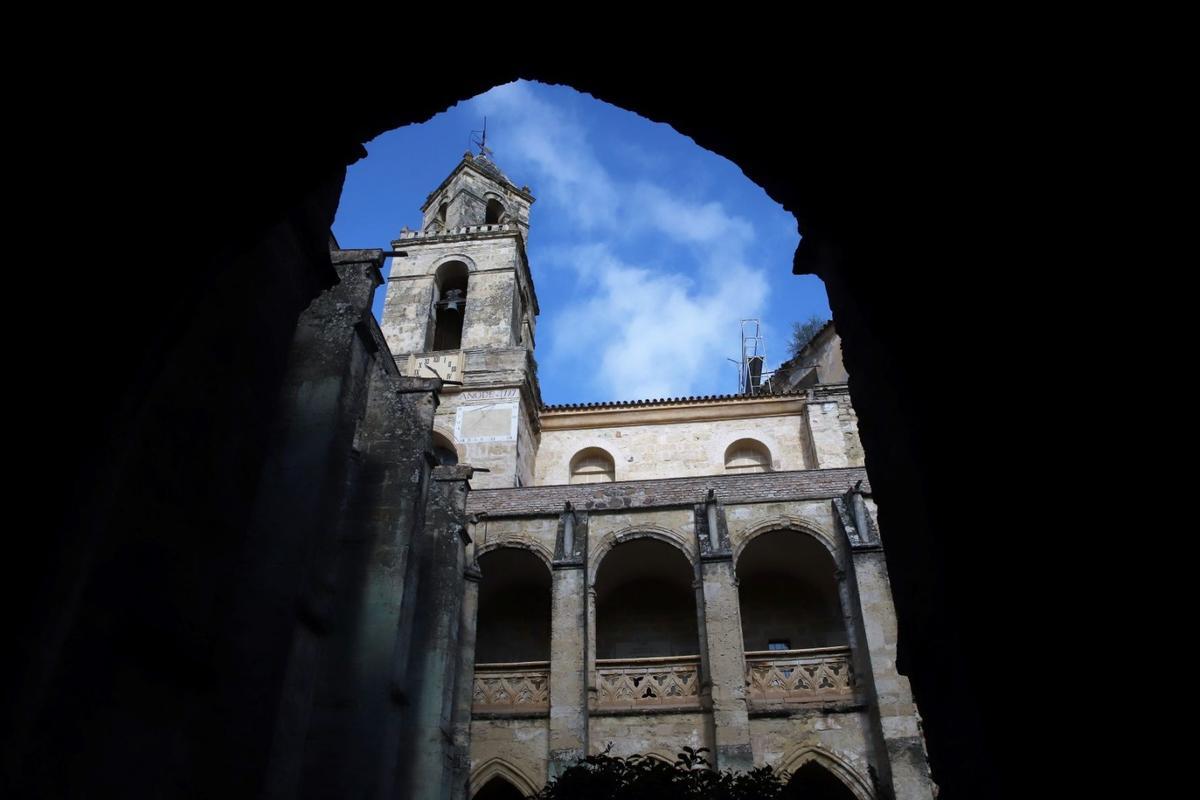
[443,289,464,313]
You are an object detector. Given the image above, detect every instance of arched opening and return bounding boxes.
[473,548,551,714]
[438,201,448,227]
[431,260,468,351]
[724,438,772,473]
[782,762,860,800]
[738,531,845,651]
[569,447,614,484]
[473,775,525,800]
[594,538,701,709]
[738,530,852,707]
[485,197,505,224]
[431,431,458,466]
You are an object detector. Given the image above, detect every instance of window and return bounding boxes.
[569,447,615,484]
[485,198,504,224]
[431,432,458,466]
[724,438,772,473]
[767,640,791,651]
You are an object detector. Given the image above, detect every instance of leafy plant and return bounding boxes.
[788,315,829,359]
[530,744,790,800]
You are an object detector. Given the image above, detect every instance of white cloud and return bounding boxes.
[473,81,770,400]
[473,82,620,232]
[546,246,768,400]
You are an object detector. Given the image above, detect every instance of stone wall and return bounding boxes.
[469,718,550,795]
[589,712,711,761]
[463,487,925,795]
[749,712,875,795]
[381,232,531,357]
[802,386,864,469]
[536,397,814,485]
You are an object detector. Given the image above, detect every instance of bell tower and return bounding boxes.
[380,149,540,488]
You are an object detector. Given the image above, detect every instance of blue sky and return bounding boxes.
[332,81,830,405]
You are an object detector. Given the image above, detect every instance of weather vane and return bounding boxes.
[470,117,493,159]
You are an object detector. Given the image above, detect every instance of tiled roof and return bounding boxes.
[542,389,807,413]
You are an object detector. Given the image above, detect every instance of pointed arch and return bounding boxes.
[779,745,875,800]
[469,756,541,798]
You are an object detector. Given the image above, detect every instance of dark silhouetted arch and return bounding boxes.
[474,775,526,800]
[783,761,861,800]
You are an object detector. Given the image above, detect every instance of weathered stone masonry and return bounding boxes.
[372,151,935,798]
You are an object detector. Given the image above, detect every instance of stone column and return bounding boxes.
[243,248,393,799]
[834,489,936,800]
[291,371,442,800]
[548,503,588,777]
[449,539,482,800]
[694,491,753,772]
[397,465,474,800]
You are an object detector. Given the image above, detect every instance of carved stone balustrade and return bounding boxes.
[472,661,550,715]
[595,655,702,711]
[744,646,855,709]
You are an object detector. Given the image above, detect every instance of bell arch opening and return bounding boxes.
[485,197,505,224]
[431,260,469,351]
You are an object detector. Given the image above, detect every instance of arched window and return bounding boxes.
[431,432,458,466]
[485,198,505,224]
[724,438,772,473]
[437,201,448,227]
[431,261,468,351]
[569,447,615,484]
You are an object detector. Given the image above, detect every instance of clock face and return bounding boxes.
[409,352,463,381]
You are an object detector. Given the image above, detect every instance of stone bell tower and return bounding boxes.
[380,149,540,489]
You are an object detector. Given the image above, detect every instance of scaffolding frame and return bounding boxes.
[730,319,775,396]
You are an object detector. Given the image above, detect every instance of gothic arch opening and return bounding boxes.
[431,260,469,351]
[473,775,525,800]
[782,762,862,800]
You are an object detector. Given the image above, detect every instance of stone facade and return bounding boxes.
[372,153,937,798]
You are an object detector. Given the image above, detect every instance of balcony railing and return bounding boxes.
[595,655,702,711]
[744,646,855,707]
[472,661,550,714]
